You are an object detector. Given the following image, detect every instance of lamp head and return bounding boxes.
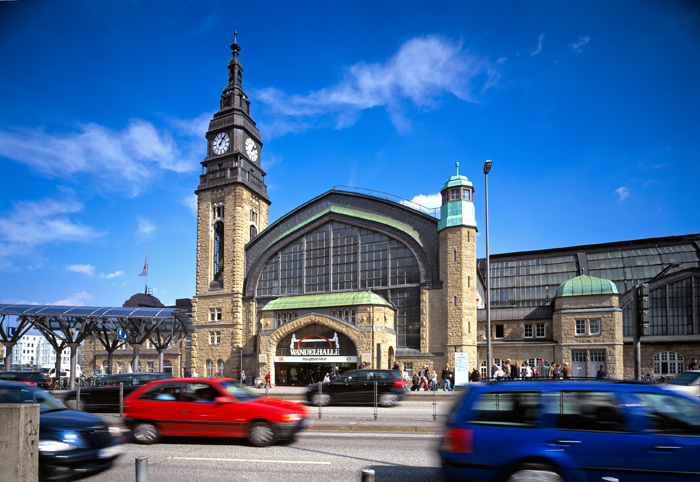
[483,159,492,175]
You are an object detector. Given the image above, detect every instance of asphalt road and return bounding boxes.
[80,431,444,482]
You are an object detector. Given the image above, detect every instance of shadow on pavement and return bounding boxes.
[362,465,444,481]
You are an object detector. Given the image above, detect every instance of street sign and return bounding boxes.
[117,329,127,340]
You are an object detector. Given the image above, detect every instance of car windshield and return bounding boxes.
[668,372,700,386]
[0,385,66,413]
[220,380,260,402]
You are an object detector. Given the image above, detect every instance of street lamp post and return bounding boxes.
[484,160,492,380]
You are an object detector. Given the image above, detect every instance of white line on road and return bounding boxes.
[170,457,332,465]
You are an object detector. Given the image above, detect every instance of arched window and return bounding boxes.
[255,221,422,349]
[653,351,684,376]
[217,359,225,377]
[250,225,257,239]
[213,221,224,281]
[206,360,214,378]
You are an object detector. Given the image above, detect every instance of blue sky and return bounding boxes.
[0,0,698,308]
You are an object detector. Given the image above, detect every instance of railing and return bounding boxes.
[333,186,440,218]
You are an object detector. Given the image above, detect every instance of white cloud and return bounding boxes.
[616,186,631,200]
[0,117,204,198]
[254,35,499,137]
[0,197,103,268]
[181,194,198,217]
[531,34,545,56]
[53,291,93,306]
[137,217,157,238]
[67,264,95,276]
[571,36,590,53]
[409,193,443,210]
[100,270,124,279]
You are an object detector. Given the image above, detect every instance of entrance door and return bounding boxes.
[571,350,587,378]
[590,349,606,378]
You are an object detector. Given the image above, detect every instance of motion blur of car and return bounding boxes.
[665,370,700,397]
[0,380,127,481]
[305,369,406,407]
[122,377,310,446]
[439,380,700,482]
[0,370,53,389]
[62,372,169,411]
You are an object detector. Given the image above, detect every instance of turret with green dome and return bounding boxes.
[438,162,478,231]
[555,275,619,298]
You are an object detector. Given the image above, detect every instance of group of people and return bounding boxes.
[404,364,456,391]
[486,359,574,380]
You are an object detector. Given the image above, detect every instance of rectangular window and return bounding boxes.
[575,319,587,335]
[495,324,504,339]
[462,188,470,200]
[147,362,154,372]
[209,308,222,322]
[450,189,459,200]
[524,324,533,338]
[471,391,540,428]
[209,331,221,345]
[589,319,601,335]
[536,323,545,338]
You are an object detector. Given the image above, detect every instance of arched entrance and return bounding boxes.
[274,323,358,386]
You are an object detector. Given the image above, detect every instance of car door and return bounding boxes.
[624,390,700,481]
[176,382,236,437]
[327,371,361,403]
[126,382,184,435]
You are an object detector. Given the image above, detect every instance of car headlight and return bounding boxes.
[282,414,303,422]
[39,440,77,452]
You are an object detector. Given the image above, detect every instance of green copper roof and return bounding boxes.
[555,275,619,297]
[262,291,394,311]
[266,205,423,248]
[440,163,474,191]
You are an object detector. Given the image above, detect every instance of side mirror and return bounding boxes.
[214,396,232,404]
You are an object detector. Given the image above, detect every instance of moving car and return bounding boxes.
[305,369,406,407]
[123,377,310,446]
[665,370,700,396]
[439,380,700,481]
[0,370,53,389]
[63,372,169,411]
[0,380,127,481]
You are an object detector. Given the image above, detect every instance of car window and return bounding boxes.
[668,372,700,386]
[0,386,66,412]
[632,391,700,435]
[220,380,260,402]
[470,391,540,428]
[342,371,362,382]
[181,382,222,403]
[367,371,390,381]
[546,390,627,432]
[137,382,183,401]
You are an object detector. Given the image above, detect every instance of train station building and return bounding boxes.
[184,40,700,385]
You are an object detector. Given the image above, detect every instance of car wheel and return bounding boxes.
[378,393,398,407]
[504,464,564,482]
[133,422,160,444]
[65,398,85,411]
[310,393,331,406]
[248,421,276,447]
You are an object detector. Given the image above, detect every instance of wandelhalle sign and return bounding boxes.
[275,328,357,363]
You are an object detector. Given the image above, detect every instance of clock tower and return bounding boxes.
[192,35,270,377]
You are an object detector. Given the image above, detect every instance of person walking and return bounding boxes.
[441,364,453,391]
[596,365,607,379]
[411,371,420,391]
[470,368,481,382]
[191,368,199,378]
[689,358,699,370]
[241,369,246,385]
[264,371,272,388]
[393,361,401,371]
[329,366,339,380]
[561,362,571,379]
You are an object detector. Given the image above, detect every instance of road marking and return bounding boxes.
[171,457,331,465]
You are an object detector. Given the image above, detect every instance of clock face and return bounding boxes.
[245,137,259,162]
[213,132,230,155]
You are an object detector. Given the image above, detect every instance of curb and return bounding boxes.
[307,424,440,434]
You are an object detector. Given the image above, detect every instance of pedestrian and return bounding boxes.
[521,362,532,378]
[596,365,607,379]
[503,360,511,378]
[441,364,453,391]
[430,370,438,390]
[393,361,401,371]
[191,368,199,378]
[553,364,561,379]
[494,365,505,378]
[264,371,272,388]
[470,368,481,382]
[329,366,339,380]
[514,361,521,379]
[689,358,699,370]
[323,372,330,383]
[184,367,191,378]
[359,361,367,369]
[241,369,246,385]
[411,371,420,391]
[561,362,571,379]
[548,364,555,379]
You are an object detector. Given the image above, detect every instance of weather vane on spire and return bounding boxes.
[456,162,459,175]
[234,30,237,43]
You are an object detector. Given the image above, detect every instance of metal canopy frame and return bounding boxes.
[0,304,193,389]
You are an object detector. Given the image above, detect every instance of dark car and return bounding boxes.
[0,380,127,481]
[0,370,53,389]
[439,380,700,482]
[63,372,169,412]
[123,378,310,446]
[305,369,406,407]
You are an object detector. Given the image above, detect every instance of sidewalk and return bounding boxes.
[250,384,458,402]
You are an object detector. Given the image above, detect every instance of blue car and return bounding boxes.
[439,380,700,482]
[0,380,127,481]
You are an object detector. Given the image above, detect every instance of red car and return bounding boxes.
[123,378,310,446]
